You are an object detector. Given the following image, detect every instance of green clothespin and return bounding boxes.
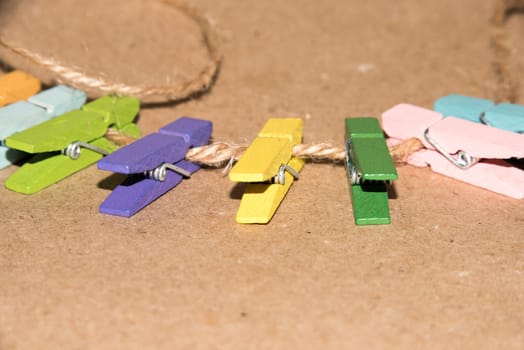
[345,117,397,225]
[5,96,141,194]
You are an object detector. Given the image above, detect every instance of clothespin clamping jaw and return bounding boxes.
[97,117,212,217]
[0,70,41,107]
[4,96,141,194]
[344,117,398,225]
[383,104,524,199]
[0,85,87,169]
[434,94,524,133]
[229,118,304,224]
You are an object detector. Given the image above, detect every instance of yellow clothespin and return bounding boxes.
[229,118,304,224]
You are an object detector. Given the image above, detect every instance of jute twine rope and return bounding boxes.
[186,142,347,166]
[0,0,222,103]
[2,1,522,167]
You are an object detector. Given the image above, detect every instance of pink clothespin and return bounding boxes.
[382,104,524,199]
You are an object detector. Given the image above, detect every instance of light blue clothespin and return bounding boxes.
[434,94,523,133]
[0,85,86,169]
[483,103,524,133]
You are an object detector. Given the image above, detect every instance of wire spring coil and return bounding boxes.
[272,164,300,185]
[63,141,109,160]
[145,163,192,181]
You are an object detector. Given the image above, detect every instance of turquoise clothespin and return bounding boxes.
[0,85,87,169]
[434,94,523,133]
[483,103,524,134]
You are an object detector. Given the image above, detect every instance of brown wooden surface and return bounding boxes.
[0,0,523,348]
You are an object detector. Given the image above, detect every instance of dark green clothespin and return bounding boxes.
[345,117,398,225]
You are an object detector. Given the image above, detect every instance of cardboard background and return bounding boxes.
[0,0,523,348]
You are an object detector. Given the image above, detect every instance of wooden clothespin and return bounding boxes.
[345,117,398,225]
[383,104,524,199]
[97,117,212,217]
[434,94,524,133]
[4,96,141,194]
[0,85,86,169]
[229,118,303,224]
[0,70,41,107]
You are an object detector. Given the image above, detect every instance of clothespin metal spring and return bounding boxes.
[423,129,478,169]
[145,163,192,181]
[345,140,362,185]
[479,113,492,127]
[63,141,109,160]
[272,163,300,185]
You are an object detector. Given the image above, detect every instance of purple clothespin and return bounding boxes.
[97,117,212,217]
